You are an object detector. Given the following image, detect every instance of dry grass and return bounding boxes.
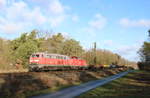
[0,68,128,98]
[78,70,150,98]
[0,69,28,74]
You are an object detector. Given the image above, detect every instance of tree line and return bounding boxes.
[0,30,135,69]
[138,30,150,70]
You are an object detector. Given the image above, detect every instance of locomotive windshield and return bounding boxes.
[71,56,79,59]
[32,54,39,57]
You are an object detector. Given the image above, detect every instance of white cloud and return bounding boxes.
[29,0,70,27]
[72,15,79,22]
[49,0,65,15]
[100,39,144,62]
[49,15,66,27]
[117,45,138,55]
[83,13,107,38]
[103,40,114,47]
[47,0,70,27]
[0,1,47,34]
[6,1,46,25]
[0,22,25,34]
[27,7,47,25]
[88,13,107,30]
[0,0,74,34]
[0,16,5,23]
[115,42,143,62]
[120,18,150,28]
[0,0,6,7]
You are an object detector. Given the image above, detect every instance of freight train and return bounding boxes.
[29,52,88,71]
[29,52,125,71]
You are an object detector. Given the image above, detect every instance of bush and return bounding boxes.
[138,62,150,71]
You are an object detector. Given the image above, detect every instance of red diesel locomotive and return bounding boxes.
[29,52,88,71]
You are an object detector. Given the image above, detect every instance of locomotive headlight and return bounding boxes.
[30,59,39,62]
[34,60,39,62]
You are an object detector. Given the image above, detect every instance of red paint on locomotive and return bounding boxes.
[29,52,87,70]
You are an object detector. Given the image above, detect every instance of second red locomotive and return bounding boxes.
[29,52,87,71]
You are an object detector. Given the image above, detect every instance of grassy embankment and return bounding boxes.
[78,70,150,98]
[0,69,28,74]
[0,68,128,98]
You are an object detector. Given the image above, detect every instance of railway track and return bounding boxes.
[0,67,127,76]
[0,67,128,82]
[0,68,127,82]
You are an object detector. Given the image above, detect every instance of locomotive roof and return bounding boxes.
[32,52,83,59]
[33,52,69,57]
[47,53,69,57]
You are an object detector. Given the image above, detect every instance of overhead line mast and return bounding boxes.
[94,42,97,66]
[148,29,150,42]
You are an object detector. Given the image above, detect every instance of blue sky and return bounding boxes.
[0,0,150,62]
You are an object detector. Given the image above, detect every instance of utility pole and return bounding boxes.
[147,30,150,62]
[148,29,150,42]
[94,42,97,66]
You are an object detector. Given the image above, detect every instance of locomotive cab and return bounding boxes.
[30,53,43,64]
[29,53,45,71]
